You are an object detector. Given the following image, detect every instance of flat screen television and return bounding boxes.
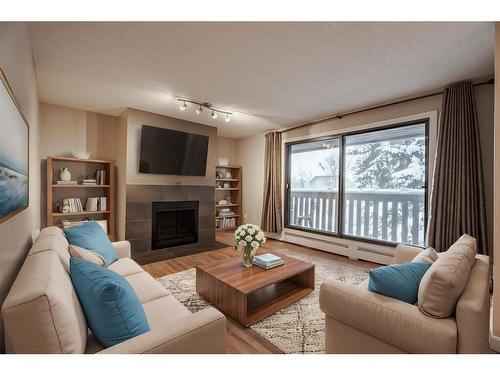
[139,125,209,176]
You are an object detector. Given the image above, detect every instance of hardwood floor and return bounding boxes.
[141,230,375,354]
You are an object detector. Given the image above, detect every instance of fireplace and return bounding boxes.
[151,201,199,250]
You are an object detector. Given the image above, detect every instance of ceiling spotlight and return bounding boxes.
[225,114,231,122]
[180,101,187,111]
[211,110,218,119]
[196,105,203,114]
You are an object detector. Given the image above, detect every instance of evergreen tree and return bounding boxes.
[346,137,425,189]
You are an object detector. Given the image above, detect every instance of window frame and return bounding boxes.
[284,118,430,247]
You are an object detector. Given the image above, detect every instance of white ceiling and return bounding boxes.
[28,22,494,138]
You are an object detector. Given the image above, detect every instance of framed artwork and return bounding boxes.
[0,68,29,223]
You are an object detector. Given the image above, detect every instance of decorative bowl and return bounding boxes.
[72,151,91,159]
[218,158,229,166]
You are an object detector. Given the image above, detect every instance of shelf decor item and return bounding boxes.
[234,224,266,267]
[60,167,72,182]
[0,69,29,223]
[218,158,229,166]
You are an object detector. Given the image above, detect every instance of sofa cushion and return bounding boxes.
[108,258,144,277]
[29,231,70,271]
[70,258,150,347]
[1,251,87,353]
[69,245,105,266]
[418,234,477,318]
[64,221,118,266]
[125,272,169,304]
[368,263,431,304]
[85,296,191,354]
[142,296,192,327]
[411,247,438,265]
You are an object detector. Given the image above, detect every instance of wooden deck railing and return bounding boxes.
[288,189,425,246]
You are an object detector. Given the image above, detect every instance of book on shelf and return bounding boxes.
[56,180,77,185]
[99,197,107,211]
[95,170,106,185]
[61,197,84,213]
[82,178,97,185]
[217,217,236,229]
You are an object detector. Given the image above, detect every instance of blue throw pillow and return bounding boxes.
[64,221,118,266]
[70,257,150,347]
[368,263,431,304]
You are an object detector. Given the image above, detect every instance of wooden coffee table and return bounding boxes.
[196,253,315,327]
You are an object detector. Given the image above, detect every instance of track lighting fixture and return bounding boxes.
[177,98,232,122]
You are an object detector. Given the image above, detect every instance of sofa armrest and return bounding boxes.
[112,241,131,259]
[319,279,457,353]
[97,307,226,354]
[394,244,422,264]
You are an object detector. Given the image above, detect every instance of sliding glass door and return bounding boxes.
[285,120,428,247]
[286,137,340,235]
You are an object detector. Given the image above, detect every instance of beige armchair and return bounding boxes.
[319,244,490,354]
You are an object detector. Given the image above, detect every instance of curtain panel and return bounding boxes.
[261,131,283,233]
[427,81,488,254]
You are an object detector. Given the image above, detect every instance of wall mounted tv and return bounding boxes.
[139,125,209,176]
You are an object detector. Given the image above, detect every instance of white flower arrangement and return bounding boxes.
[234,223,266,250]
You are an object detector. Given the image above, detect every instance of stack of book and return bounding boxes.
[217,207,235,217]
[56,180,77,185]
[62,219,108,234]
[253,253,284,269]
[62,218,89,228]
[82,178,97,185]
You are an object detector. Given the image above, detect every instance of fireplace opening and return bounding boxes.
[151,201,199,250]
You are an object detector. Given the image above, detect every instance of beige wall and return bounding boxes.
[216,136,237,163]
[125,108,217,187]
[39,103,87,158]
[492,23,500,344]
[0,23,40,353]
[236,86,495,254]
[116,110,128,240]
[38,103,121,231]
[235,133,266,225]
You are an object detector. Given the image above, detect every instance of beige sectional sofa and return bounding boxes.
[1,226,226,354]
[319,240,490,354]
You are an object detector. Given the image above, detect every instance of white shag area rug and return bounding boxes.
[157,250,368,354]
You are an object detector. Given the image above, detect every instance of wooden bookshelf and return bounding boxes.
[46,157,116,240]
[215,165,242,232]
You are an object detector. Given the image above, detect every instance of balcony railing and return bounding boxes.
[288,188,425,246]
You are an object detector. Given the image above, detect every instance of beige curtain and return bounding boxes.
[427,81,487,254]
[261,131,283,233]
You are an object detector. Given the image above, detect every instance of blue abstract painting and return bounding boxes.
[0,71,28,222]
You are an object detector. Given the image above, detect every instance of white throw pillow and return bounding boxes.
[417,234,477,318]
[68,245,106,266]
[411,247,438,264]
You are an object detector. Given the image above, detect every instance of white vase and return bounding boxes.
[60,167,71,181]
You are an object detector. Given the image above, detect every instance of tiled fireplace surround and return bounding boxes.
[125,184,215,255]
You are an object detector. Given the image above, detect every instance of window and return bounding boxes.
[285,120,428,247]
[287,138,340,234]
